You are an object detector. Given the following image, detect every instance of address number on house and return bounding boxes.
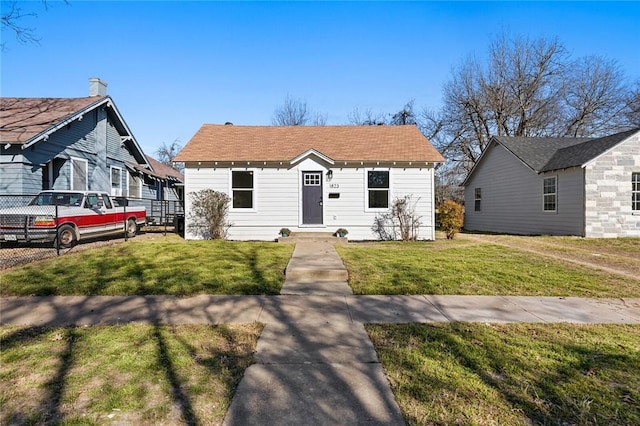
[329,183,340,189]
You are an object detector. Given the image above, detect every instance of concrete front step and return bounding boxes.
[278,231,347,244]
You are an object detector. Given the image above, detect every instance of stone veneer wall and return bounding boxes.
[584,132,640,237]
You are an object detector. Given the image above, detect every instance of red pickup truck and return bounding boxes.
[0,191,146,248]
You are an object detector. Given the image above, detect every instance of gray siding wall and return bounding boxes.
[0,159,26,193]
[464,142,584,235]
[584,132,640,237]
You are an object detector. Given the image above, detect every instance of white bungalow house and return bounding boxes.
[462,128,640,238]
[174,124,445,240]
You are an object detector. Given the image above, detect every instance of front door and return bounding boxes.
[302,172,323,224]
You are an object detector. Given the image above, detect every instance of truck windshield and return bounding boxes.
[30,192,84,207]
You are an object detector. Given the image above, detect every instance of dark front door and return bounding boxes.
[302,172,323,224]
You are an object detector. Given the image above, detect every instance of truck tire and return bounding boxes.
[126,218,137,238]
[57,224,77,248]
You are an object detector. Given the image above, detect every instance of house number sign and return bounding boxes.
[329,183,340,189]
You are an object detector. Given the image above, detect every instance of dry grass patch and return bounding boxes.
[1,323,262,425]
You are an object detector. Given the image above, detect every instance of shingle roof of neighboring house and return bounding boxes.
[0,97,106,144]
[128,157,184,182]
[174,124,445,163]
[494,127,640,173]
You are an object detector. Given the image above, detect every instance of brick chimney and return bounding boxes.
[89,78,108,96]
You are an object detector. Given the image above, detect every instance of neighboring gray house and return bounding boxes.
[463,128,640,238]
[0,78,182,201]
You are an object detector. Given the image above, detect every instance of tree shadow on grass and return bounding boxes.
[370,323,640,426]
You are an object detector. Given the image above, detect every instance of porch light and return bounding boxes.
[326,169,333,179]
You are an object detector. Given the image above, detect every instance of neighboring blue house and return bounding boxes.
[0,78,182,202]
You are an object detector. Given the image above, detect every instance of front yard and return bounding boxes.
[336,236,640,297]
[1,237,294,296]
[1,234,639,425]
[2,233,638,297]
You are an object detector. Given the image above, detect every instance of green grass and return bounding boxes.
[0,323,262,425]
[336,241,640,297]
[367,323,640,426]
[1,239,294,296]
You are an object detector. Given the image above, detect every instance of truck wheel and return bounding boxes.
[126,218,137,238]
[57,224,77,248]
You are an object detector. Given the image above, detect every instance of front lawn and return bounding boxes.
[0,323,262,425]
[336,240,640,297]
[367,323,640,426]
[1,239,293,296]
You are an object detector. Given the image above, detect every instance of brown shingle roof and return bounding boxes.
[174,125,445,163]
[146,156,184,181]
[0,97,106,144]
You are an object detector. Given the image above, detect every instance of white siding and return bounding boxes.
[183,159,437,241]
[584,133,640,238]
[464,142,584,235]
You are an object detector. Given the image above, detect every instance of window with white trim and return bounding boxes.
[633,172,640,212]
[367,170,389,209]
[111,166,123,196]
[71,158,88,191]
[232,170,254,209]
[474,188,481,212]
[543,176,557,212]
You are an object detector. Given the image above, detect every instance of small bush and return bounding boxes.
[187,189,231,239]
[279,228,291,237]
[335,228,348,237]
[439,200,463,239]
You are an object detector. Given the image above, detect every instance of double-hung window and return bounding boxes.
[71,158,88,191]
[111,166,123,196]
[633,172,640,212]
[543,176,557,212]
[474,188,482,212]
[367,170,389,209]
[232,170,254,209]
[128,173,141,199]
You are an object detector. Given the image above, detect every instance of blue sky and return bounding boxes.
[2,1,639,156]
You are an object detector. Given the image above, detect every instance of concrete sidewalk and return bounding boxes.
[2,294,639,327]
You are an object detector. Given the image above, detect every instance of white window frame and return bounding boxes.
[365,168,391,212]
[229,168,256,212]
[128,172,142,199]
[543,176,557,212]
[474,188,481,212]
[110,166,123,196]
[70,157,88,191]
[632,172,640,212]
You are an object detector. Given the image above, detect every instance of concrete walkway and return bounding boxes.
[2,241,640,425]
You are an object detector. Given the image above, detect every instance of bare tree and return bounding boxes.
[562,56,630,137]
[272,95,327,126]
[155,139,184,172]
[348,107,386,126]
[1,1,67,50]
[431,33,635,183]
[624,81,640,128]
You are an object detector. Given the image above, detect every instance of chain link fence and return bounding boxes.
[0,194,184,270]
